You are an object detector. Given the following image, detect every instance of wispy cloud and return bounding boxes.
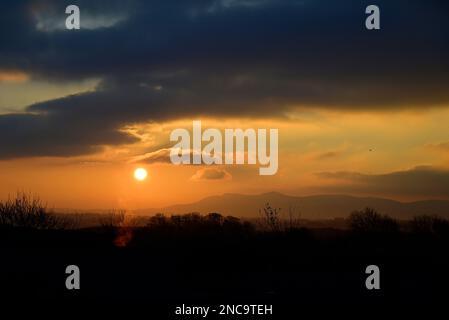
[191,168,232,181]
[0,70,29,83]
[129,148,172,164]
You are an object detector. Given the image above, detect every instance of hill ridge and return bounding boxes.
[135,193,449,220]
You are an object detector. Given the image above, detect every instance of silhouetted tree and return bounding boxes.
[348,207,399,234]
[260,203,281,232]
[147,213,167,227]
[205,212,224,225]
[0,192,66,229]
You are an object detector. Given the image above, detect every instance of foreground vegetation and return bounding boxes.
[1,193,448,306]
[1,193,449,240]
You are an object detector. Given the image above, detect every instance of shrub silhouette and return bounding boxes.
[0,192,66,230]
[260,203,281,231]
[99,210,126,230]
[285,205,302,231]
[410,215,449,236]
[348,207,399,234]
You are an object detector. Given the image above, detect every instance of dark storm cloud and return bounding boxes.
[0,0,448,158]
[316,166,449,199]
[0,111,138,158]
[2,0,448,99]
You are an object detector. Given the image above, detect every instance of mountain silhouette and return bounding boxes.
[135,192,449,219]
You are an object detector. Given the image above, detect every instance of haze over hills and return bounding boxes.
[135,192,449,220]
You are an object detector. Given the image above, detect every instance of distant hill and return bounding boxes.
[135,192,449,220]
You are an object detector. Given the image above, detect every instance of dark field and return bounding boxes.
[1,210,449,316]
[1,196,448,316]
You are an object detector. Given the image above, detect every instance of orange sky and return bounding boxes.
[1,1,449,209]
[2,105,449,209]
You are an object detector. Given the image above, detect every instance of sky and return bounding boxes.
[1,0,449,210]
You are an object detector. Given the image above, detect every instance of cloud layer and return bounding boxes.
[316,166,449,199]
[0,0,448,158]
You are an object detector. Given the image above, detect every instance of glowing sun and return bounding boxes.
[134,168,148,181]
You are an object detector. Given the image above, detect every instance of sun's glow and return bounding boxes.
[134,168,148,181]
